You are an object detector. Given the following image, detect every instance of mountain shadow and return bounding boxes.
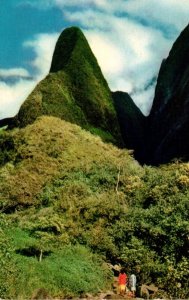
[147,24,189,165]
[112,91,147,163]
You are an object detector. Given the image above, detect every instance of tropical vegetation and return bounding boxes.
[0,116,188,298]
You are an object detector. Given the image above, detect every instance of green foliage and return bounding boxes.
[0,222,111,298]
[165,256,189,298]
[0,216,18,298]
[85,126,117,144]
[12,245,110,299]
[0,226,110,299]
[0,117,189,298]
[0,132,16,166]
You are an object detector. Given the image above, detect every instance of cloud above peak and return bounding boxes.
[52,0,189,114]
[67,9,172,114]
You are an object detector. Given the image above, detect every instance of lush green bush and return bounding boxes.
[0,117,189,298]
[0,216,18,298]
[0,224,111,299]
[11,245,110,299]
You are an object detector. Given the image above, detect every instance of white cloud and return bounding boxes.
[123,0,189,31]
[131,85,156,116]
[54,0,107,8]
[0,32,59,119]
[0,68,30,78]
[24,32,59,79]
[86,31,125,75]
[82,15,171,114]
[0,80,36,119]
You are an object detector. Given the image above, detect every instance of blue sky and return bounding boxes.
[0,0,63,69]
[0,0,189,119]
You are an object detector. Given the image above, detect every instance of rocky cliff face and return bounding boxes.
[4,27,122,145]
[147,24,189,164]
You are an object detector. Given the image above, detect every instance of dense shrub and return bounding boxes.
[0,117,188,298]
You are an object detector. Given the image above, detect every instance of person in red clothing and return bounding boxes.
[118,268,127,295]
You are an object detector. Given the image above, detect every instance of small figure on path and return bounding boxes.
[129,273,136,297]
[118,268,127,296]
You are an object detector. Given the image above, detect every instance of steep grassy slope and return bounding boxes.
[0,116,136,208]
[0,117,189,298]
[8,27,122,145]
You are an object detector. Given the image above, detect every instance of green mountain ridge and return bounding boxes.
[8,27,122,146]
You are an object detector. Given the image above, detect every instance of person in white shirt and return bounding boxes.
[129,273,136,297]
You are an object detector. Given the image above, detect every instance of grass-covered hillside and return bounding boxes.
[10,27,122,146]
[0,116,188,299]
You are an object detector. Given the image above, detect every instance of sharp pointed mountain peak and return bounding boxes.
[50,26,94,73]
[4,26,122,146]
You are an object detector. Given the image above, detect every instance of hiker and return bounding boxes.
[118,268,127,296]
[129,273,136,297]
